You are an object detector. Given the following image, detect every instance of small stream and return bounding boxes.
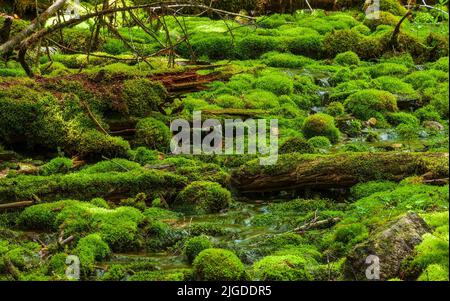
[105,200,282,273]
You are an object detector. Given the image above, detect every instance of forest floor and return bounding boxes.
[0,5,449,281]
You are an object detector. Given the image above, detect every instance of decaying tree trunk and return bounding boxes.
[231,152,449,193]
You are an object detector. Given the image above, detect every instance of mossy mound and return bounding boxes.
[177,181,232,214]
[302,113,340,143]
[251,255,314,281]
[344,89,398,121]
[193,248,245,281]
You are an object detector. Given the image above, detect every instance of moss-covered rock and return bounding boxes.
[343,213,431,280]
[134,118,171,152]
[193,248,245,280]
[344,89,397,121]
[184,235,213,263]
[334,51,360,66]
[302,113,340,143]
[251,255,313,281]
[177,181,232,214]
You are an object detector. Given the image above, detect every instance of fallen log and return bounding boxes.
[295,217,342,233]
[0,201,35,210]
[231,152,449,193]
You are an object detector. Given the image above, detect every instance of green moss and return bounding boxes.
[127,147,159,165]
[76,233,110,275]
[428,84,449,119]
[279,136,316,154]
[350,181,398,200]
[373,76,419,101]
[334,51,360,66]
[364,11,400,30]
[39,157,73,176]
[325,102,345,117]
[80,159,141,174]
[213,94,246,109]
[134,118,171,152]
[403,70,449,91]
[177,181,232,214]
[184,235,213,263]
[145,219,184,251]
[302,113,340,143]
[120,193,147,211]
[418,264,449,281]
[251,255,313,281]
[193,248,245,281]
[122,79,167,117]
[329,79,371,101]
[262,52,314,68]
[90,198,110,209]
[344,89,398,121]
[254,74,294,96]
[287,34,325,58]
[427,56,449,72]
[307,136,332,149]
[47,253,69,277]
[235,35,278,59]
[324,29,363,57]
[414,105,442,123]
[386,112,420,127]
[244,90,280,109]
[67,129,131,159]
[143,207,180,220]
[190,36,234,60]
[0,86,66,149]
[102,264,127,281]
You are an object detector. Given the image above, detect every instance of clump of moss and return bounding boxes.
[120,193,148,211]
[39,157,73,176]
[279,137,316,154]
[134,118,171,152]
[122,79,167,117]
[254,74,294,96]
[324,29,363,57]
[302,113,340,143]
[368,63,409,78]
[350,181,398,200]
[75,233,110,275]
[251,255,313,281]
[190,36,234,60]
[177,181,232,214]
[287,34,325,58]
[184,235,213,263]
[235,35,278,59]
[67,129,131,159]
[0,86,66,149]
[344,89,397,121]
[262,52,314,68]
[244,90,280,109]
[213,94,246,109]
[373,76,419,101]
[193,248,245,281]
[386,112,420,127]
[334,51,360,66]
[325,102,345,117]
[364,11,400,30]
[128,147,159,165]
[307,136,332,150]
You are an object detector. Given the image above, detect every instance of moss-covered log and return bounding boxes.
[231,152,449,193]
[0,169,187,204]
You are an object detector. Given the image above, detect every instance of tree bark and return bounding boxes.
[231,152,449,193]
